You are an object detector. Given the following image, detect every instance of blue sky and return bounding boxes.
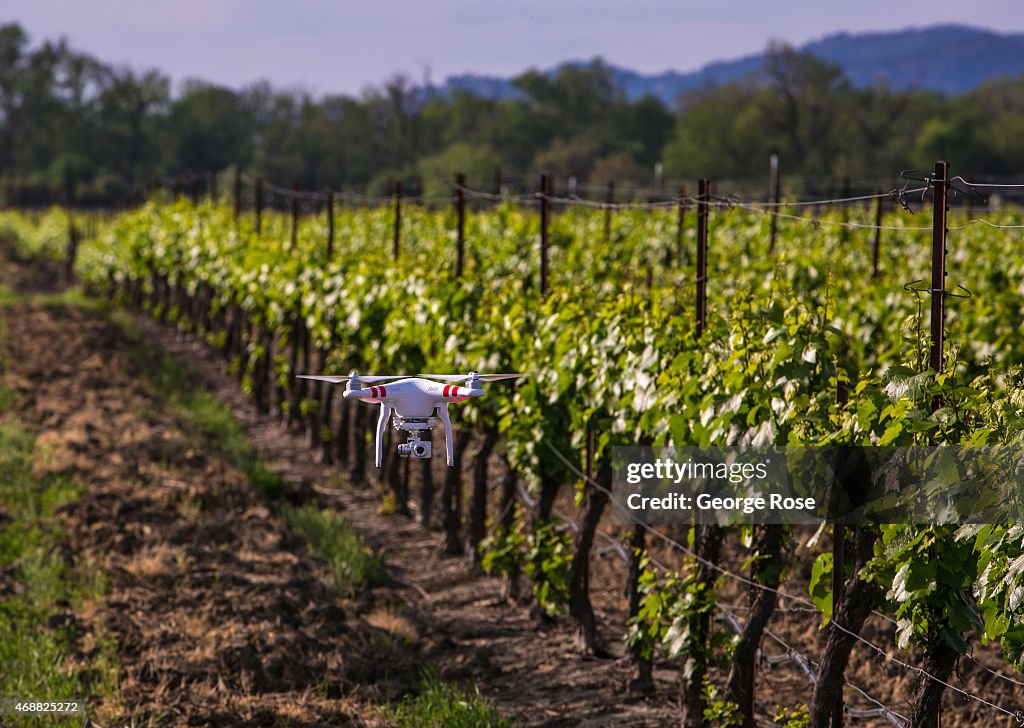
[4,1,1023,96]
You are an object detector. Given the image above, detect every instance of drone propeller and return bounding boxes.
[418,372,526,382]
[297,373,407,384]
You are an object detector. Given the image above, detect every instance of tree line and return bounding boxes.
[2,22,1023,206]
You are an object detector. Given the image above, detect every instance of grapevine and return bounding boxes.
[4,192,1024,724]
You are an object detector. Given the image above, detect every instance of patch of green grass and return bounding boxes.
[115,319,286,499]
[0,387,17,411]
[283,504,384,595]
[178,387,285,498]
[167,380,285,499]
[0,282,111,316]
[0,416,117,721]
[0,283,19,306]
[36,287,112,316]
[389,671,515,728]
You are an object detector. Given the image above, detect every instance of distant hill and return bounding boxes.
[439,24,1024,105]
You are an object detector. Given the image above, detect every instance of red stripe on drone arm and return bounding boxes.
[378,386,387,397]
[453,386,461,397]
[443,384,451,398]
[370,386,379,398]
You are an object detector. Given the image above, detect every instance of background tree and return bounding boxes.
[1,22,1023,205]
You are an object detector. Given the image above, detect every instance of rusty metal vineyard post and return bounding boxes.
[455,173,466,279]
[769,154,780,253]
[393,181,402,262]
[255,177,263,236]
[872,192,884,278]
[695,178,710,339]
[290,181,299,250]
[65,212,78,284]
[604,180,614,244]
[540,174,550,296]
[840,176,851,243]
[930,161,949,412]
[676,185,687,267]
[326,186,335,259]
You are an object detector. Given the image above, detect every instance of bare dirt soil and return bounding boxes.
[0,247,1020,727]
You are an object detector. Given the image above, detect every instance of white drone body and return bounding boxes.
[296,371,521,467]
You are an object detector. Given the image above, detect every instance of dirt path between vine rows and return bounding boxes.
[0,252,384,725]
[1,244,1020,727]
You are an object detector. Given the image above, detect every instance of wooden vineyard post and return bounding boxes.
[392,181,402,262]
[255,177,263,236]
[326,186,335,259]
[769,153,780,253]
[930,160,949,412]
[676,185,687,267]
[290,181,299,250]
[695,178,709,339]
[455,173,466,278]
[540,174,550,296]
[872,192,884,278]
[840,176,851,243]
[604,180,614,244]
[65,213,78,284]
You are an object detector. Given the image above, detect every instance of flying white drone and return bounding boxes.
[296,371,523,467]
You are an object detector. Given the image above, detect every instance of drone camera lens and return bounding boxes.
[414,445,426,456]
